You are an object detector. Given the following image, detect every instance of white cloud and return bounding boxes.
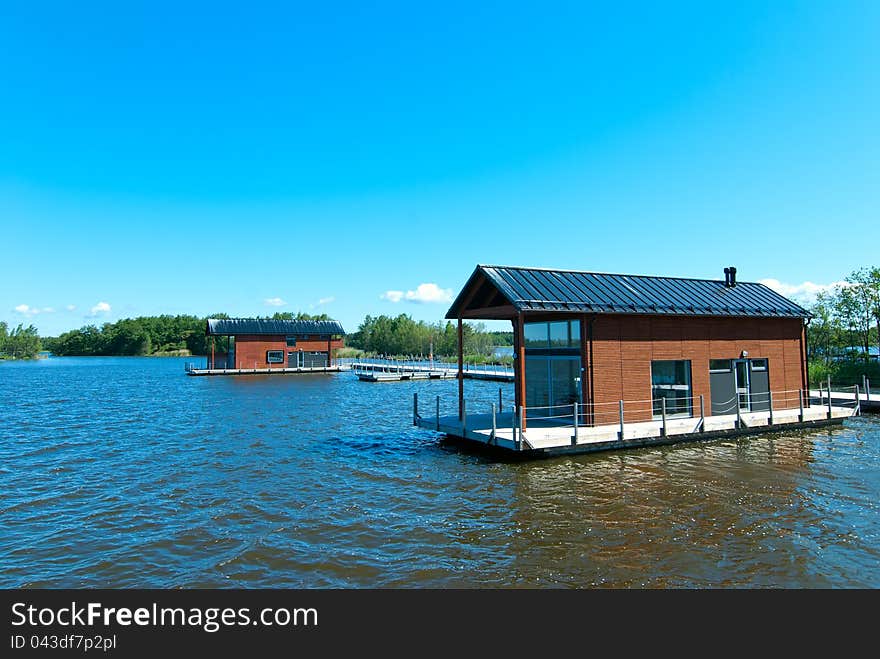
[14,304,38,316]
[382,283,454,304]
[66,304,77,312]
[264,297,287,307]
[88,301,111,317]
[759,278,851,304]
[317,296,335,306]
[13,304,56,316]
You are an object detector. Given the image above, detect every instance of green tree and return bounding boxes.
[5,324,41,359]
[848,266,880,361]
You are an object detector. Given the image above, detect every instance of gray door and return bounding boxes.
[710,369,737,415]
[288,351,302,368]
[749,360,770,411]
[302,352,327,368]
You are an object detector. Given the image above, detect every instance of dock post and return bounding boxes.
[855,385,861,416]
[518,406,525,450]
[572,402,578,446]
[660,397,667,437]
[618,400,624,441]
[736,401,742,429]
[413,392,419,426]
[499,387,503,413]
[867,378,871,402]
[768,392,774,425]
[462,399,467,436]
[863,375,868,399]
[513,408,519,450]
[436,396,440,431]
[699,394,705,432]
[827,381,833,419]
[491,403,496,444]
[798,389,804,422]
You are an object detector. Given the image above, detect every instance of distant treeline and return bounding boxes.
[346,314,512,358]
[0,322,41,360]
[807,266,880,384]
[39,311,512,360]
[45,312,332,357]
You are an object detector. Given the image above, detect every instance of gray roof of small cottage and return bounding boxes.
[205,318,345,336]
[446,265,810,319]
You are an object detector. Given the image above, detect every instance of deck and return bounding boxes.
[414,401,858,458]
[186,366,343,376]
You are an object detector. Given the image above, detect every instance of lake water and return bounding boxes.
[2,356,879,588]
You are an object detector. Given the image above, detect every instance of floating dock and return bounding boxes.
[414,392,862,459]
[186,365,343,376]
[809,387,879,413]
[349,359,514,383]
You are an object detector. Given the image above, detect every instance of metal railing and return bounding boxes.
[414,384,862,450]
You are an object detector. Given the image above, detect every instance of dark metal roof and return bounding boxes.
[446,265,810,319]
[206,318,346,336]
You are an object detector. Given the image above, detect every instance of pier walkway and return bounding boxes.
[809,386,878,412]
[342,358,514,383]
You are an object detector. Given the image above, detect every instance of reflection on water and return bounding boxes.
[1,357,878,587]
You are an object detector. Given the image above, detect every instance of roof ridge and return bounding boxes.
[478,263,772,287]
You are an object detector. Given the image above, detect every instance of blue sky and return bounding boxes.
[2,1,878,336]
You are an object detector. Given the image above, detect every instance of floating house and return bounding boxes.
[414,264,859,456]
[202,318,345,371]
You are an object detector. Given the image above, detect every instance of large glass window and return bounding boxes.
[524,320,580,349]
[267,350,285,363]
[651,360,692,417]
[524,322,549,348]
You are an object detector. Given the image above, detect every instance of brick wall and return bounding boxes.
[584,315,805,423]
[230,335,345,369]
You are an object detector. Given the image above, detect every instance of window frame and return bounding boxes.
[650,359,693,419]
[709,359,732,373]
[266,350,285,363]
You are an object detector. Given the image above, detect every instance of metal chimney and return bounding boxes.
[729,266,737,287]
[724,267,731,287]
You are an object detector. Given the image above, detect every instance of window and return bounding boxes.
[709,359,732,373]
[525,320,580,349]
[751,359,767,371]
[524,322,549,348]
[651,360,692,417]
[286,336,297,347]
[267,350,284,363]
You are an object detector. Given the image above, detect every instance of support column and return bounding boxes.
[800,320,809,408]
[516,313,527,431]
[579,314,589,424]
[211,337,215,370]
[328,336,332,367]
[457,318,464,421]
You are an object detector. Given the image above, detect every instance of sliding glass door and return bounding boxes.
[525,355,580,419]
